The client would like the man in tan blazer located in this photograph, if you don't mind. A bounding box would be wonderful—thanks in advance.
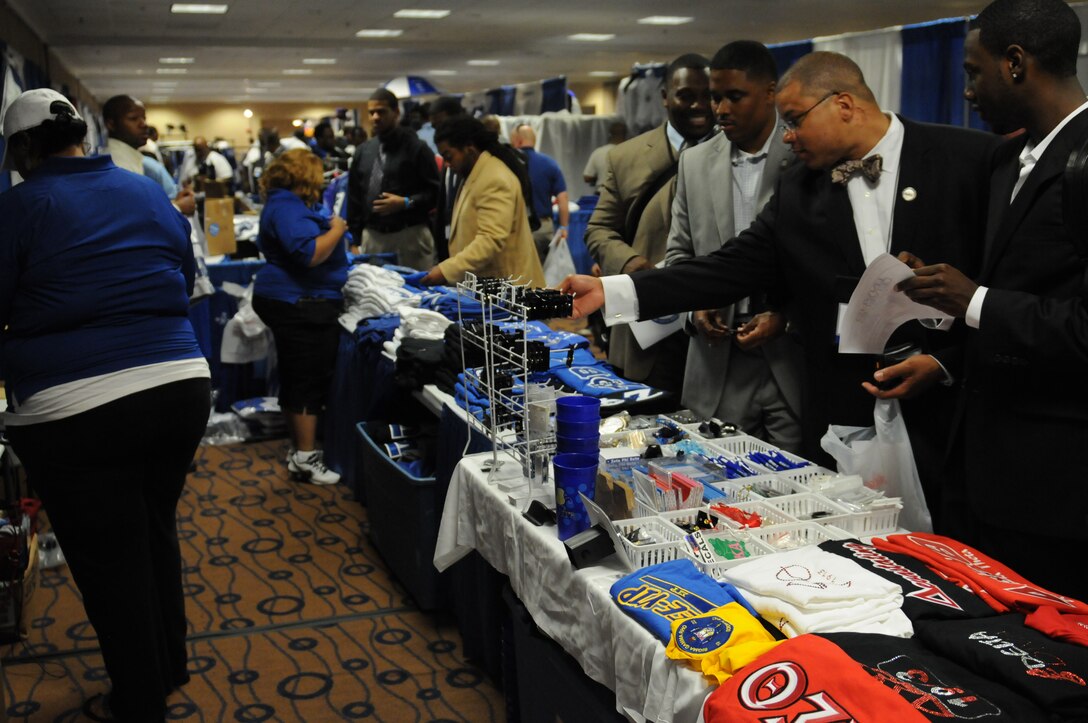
[586,53,714,391]
[418,117,545,287]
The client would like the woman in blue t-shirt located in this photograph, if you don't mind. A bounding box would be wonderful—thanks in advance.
[252,149,348,485]
[0,89,211,722]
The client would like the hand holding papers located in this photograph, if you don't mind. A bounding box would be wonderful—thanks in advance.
[838,254,952,354]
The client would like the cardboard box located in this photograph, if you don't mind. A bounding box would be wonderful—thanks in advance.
[204,197,236,256]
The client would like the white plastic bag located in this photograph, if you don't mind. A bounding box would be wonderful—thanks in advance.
[820,398,932,532]
[221,283,271,364]
[542,230,576,287]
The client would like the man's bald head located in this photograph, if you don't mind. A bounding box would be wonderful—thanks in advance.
[779,52,877,106]
[511,123,536,149]
[193,136,210,159]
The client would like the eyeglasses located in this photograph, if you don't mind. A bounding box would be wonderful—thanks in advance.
[780,91,839,134]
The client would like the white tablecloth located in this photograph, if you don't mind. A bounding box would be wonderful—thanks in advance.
[434,452,711,723]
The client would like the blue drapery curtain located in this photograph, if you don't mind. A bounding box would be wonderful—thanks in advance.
[541,77,567,113]
[901,19,972,126]
[768,41,814,77]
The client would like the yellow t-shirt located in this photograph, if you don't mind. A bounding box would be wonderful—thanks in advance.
[665,601,782,684]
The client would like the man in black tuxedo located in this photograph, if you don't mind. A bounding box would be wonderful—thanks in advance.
[895,0,1088,600]
[561,52,997,527]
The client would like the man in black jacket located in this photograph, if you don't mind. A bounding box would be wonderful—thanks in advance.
[896,0,1088,600]
[348,88,440,270]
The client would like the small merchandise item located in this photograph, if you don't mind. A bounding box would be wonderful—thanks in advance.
[664,601,782,684]
[710,503,763,529]
[1025,607,1088,648]
[609,559,758,643]
[702,634,929,723]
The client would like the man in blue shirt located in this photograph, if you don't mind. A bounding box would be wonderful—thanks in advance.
[512,123,570,260]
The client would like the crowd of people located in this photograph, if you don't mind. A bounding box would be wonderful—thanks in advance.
[1,0,1087,719]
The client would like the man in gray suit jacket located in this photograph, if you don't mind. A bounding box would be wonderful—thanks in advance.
[665,42,804,451]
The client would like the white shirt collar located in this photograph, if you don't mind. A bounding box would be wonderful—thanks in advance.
[862,113,904,177]
[732,114,779,162]
[1020,98,1088,167]
[665,122,714,153]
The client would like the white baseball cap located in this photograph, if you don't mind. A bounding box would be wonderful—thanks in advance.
[2,88,84,170]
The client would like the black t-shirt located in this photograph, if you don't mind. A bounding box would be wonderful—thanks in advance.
[820,539,996,621]
[821,632,1049,722]
[914,614,1088,721]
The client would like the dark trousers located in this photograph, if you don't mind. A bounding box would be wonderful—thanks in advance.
[8,378,210,722]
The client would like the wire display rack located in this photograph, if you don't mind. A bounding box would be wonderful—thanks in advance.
[455,273,573,482]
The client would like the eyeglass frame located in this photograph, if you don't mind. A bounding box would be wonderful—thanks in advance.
[780,91,840,134]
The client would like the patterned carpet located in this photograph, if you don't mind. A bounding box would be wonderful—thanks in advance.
[1,440,504,722]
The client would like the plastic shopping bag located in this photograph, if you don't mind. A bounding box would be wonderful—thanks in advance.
[542,230,577,287]
[820,398,932,532]
[221,283,271,364]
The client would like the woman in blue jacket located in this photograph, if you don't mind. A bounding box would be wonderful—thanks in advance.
[0,89,211,722]
[252,149,348,484]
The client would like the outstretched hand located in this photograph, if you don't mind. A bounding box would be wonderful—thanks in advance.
[861,354,944,400]
[896,262,977,318]
[734,311,786,351]
[557,274,605,319]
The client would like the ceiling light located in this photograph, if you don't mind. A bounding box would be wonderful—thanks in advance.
[467,59,500,66]
[256,81,281,87]
[569,33,615,41]
[355,29,404,38]
[243,109,253,118]
[428,69,457,76]
[156,68,188,75]
[170,3,228,14]
[243,87,269,93]
[283,69,314,75]
[292,119,303,127]
[637,15,693,25]
[159,57,195,64]
[393,9,450,19]
[149,96,171,103]
[152,80,179,86]
[589,71,618,77]
[302,58,337,65]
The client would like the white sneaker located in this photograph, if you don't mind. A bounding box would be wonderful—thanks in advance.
[288,450,340,485]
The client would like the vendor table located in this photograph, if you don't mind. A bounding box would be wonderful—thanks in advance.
[435,452,711,723]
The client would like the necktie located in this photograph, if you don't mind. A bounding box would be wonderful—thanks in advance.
[830,154,882,185]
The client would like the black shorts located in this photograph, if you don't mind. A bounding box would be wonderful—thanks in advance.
[252,295,342,414]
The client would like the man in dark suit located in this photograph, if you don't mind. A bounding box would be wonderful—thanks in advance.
[665,41,804,452]
[895,0,1088,600]
[561,52,996,525]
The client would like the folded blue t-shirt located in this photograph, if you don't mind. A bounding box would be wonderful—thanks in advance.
[610,559,758,643]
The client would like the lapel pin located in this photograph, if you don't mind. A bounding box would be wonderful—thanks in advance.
[901,187,917,202]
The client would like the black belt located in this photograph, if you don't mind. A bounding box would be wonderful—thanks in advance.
[369,217,418,234]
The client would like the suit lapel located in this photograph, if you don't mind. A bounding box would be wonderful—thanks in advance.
[710,135,736,244]
[980,145,1022,278]
[760,134,792,208]
[450,152,484,238]
[983,112,1088,279]
[889,119,926,258]
[821,177,866,276]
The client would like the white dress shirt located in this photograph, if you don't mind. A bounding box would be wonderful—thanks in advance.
[965,98,1088,328]
[849,114,903,267]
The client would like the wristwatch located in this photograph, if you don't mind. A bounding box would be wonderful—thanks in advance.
[403,195,412,210]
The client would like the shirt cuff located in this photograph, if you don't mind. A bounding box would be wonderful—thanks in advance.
[965,286,988,329]
[601,274,640,326]
[929,354,955,386]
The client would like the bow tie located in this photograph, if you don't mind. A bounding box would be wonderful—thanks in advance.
[831,154,883,185]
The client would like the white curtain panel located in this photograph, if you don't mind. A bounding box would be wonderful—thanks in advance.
[815,27,903,115]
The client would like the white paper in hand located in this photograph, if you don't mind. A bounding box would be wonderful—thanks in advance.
[838,253,951,354]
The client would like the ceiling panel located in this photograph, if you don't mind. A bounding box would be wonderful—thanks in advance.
[9,0,991,103]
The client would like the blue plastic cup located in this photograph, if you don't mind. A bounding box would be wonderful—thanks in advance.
[555,396,601,423]
[556,434,600,454]
[552,453,599,541]
[557,418,600,438]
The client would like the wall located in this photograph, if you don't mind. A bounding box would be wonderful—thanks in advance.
[146,102,361,154]
[568,81,618,116]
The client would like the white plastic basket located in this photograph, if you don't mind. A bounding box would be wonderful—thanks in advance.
[690,531,776,579]
[613,517,687,569]
[760,493,851,524]
[711,500,797,530]
[746,521,847,551]
[821,503,903,537]
[658,506,732,534]
[707,479,766,503]
[739,473,811,499]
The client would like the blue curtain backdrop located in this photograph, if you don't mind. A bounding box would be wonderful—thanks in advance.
[541,77,567,113]
[768,41,814,77]
[901,19,968,125]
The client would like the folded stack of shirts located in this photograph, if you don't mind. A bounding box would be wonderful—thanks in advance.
[393,338,446,390]
[723,546,914,638]
[417,285,488,320]
[383,307,454,359]
[339,263,421,331]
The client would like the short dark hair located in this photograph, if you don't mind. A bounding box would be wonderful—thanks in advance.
[666,53,709,85]
[710,41,777,83]
[430,95,464,118]
[972,0,1080,78]
[102,94,139,124]
[369,88,399,108]
[14,114,89,162]
[314,121,333,137]
[434,116,496,150]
